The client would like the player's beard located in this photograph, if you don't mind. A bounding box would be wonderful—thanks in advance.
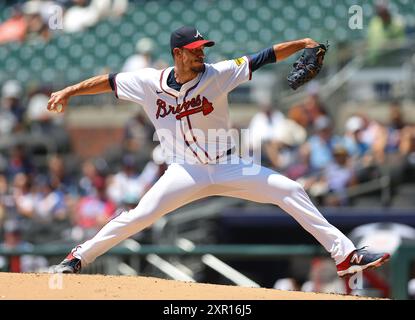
[191,62,205,73]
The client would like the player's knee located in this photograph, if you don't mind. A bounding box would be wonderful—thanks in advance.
[284,180,305,196]
[269,175,304,195]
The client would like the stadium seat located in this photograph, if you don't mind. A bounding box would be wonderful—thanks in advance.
[15,69,30,83]
[54,56,69,71]
[44,44,59,62]
[56,34,71,50]
[190,2,203,14]
[82,33,97,49]
[218,0,233,12]
[41,68,55,83]
[0,5,11,22]
[232,7,247,22]
[5,56,19,72]
[293,0,308,9]
[298,17,312,32]
[283,5,298,21]
[95,23,112,39]
[80,55,95,70]
[0,0,412,86]
[119,42,134,58]
[131,10,148,27]
[257,6,272,22]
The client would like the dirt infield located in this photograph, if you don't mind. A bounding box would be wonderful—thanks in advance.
[0,272,377,300]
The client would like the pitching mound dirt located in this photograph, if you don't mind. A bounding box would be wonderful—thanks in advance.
[0,272,376,300]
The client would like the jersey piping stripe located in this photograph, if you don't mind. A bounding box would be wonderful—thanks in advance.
[175,94,203,164]
[159,68,178,98]
[182,71,212,162]
[179,119,203,163]
[160,66,210,164]
[160,71,202,163]
[185,115,212,161]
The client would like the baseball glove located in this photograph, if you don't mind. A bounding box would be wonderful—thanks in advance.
[287,43,328,90]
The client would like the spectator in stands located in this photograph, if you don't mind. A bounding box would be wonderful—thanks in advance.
[286,86,328,135]
[108,146,167,206]
[12,173,37,219]
[78,159,102,196]
[299,144,357,206]
[63,0,99,33]
[287,103,310,131]
[107,154,142,206]
[122,37,156,72]
[357,112,385,150]
[63,0,128,33]
[400,124,415,181]
[22,1,53,43]
[72,176,116,241]
[7,144,34,180]
[303,87,328,131]
[247,102,285,163]
[139,144,168,194]
[343,115,370,159]
[0,80,25,135]
[301,115,343,172]
[0,219,48,273]
[373,100,406,164]
[97,0,129,18]
[0,174,8,226]
[367,1,406,64]
[0,172,20,225]
[263,118,308,179]
[369,100,408,189]
[322,145,358,206]
[123,111,154,154]
[31,175,67,222]
[47,154,76,195]
[0,5,27,44]
[343,115,378,183]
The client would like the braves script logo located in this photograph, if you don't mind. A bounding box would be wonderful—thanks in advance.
[156,95,214,120]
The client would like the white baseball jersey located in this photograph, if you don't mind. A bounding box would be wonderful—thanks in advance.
[113,56,252,164]
[71,56,357,268]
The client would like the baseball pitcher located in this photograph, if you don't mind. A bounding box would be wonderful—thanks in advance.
[47,26,389,278]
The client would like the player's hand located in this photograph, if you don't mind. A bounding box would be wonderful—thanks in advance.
[304,38,320,48]
[47,89,70,113]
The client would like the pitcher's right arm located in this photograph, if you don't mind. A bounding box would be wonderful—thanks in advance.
[47,74,112,113]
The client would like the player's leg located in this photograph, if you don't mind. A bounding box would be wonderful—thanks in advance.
[211,158,389,274]
[54,163,212,271]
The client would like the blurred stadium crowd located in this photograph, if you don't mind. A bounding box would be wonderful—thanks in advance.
[0,0,128,44]
[1,0,415,297]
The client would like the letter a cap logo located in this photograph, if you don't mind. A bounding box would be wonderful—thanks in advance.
[170,26,215,50]
[194,30,202,38]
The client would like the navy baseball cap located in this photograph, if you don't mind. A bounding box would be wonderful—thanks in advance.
[170,26,215,50]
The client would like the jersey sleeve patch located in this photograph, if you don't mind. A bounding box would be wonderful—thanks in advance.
[234,57,246,67]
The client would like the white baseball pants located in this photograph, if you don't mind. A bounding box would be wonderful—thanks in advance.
[73,155,356,266]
